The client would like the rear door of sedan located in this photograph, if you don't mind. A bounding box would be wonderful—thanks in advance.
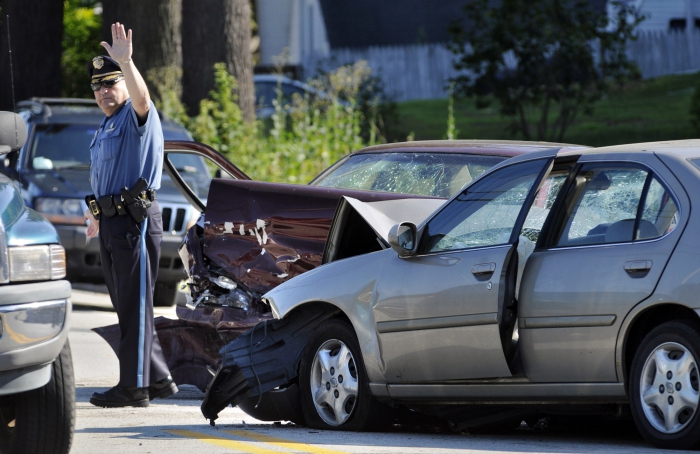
[517,152,687,383]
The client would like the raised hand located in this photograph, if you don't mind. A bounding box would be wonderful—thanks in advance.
[100,22,132,64]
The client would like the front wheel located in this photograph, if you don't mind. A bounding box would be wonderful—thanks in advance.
[0,340,75,454]
[299,319,390,430]
[629,321,700,449]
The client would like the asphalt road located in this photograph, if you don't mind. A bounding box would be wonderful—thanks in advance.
[68,285,680,454]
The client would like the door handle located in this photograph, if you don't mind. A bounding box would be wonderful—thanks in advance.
[472,262,496,275]
[624,260,652,273]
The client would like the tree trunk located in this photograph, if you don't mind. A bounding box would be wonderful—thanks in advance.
[101,0,182,97]
[224,0,255,122]
[0,0,64,110]
[181,0,255,121]
[181,0,226,116]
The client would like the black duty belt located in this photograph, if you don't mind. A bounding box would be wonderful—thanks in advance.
[86,187,156,220]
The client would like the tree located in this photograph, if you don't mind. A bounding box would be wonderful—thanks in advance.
[181,0,255,122]
[101,0,182,96]
[181,0,226,116]
[61,0,102,99]
[223,0,255,122]
[0,0,64,110]
[448,0,644,142]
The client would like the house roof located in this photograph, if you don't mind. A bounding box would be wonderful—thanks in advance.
[319,0,609,49]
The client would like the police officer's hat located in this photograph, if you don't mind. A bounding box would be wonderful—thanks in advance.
[87,55,123,82]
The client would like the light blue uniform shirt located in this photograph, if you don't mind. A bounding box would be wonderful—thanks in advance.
[89,99,163,198]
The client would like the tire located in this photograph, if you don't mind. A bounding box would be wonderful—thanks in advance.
[299,319,391,431]
[154,280,178,307]
[0,340,75,454]
[629,321,700,449]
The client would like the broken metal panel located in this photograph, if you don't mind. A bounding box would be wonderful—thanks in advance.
[199,179,438,294]
[201,303,338,422]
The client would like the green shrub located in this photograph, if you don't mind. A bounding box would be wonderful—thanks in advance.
[150,61,384,183]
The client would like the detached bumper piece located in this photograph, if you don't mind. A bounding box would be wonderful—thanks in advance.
[201,304,338,422]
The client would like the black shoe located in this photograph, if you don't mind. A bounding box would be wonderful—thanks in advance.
[148,375,178,401]
[90,386,149,408]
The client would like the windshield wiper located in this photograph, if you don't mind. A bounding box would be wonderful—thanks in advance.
[53,164,91,170]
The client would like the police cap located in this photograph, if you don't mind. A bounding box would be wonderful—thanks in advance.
[87,55,123,82]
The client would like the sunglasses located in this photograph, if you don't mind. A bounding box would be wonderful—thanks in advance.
[91,77,123,91]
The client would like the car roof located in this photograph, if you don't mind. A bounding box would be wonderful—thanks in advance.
[253,74,310,89]
[559,139,700,160]
[354,140,588,157]
[17,97,191,138]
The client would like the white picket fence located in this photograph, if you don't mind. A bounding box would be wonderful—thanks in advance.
[304,30,700,101]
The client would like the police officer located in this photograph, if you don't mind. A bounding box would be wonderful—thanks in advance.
[85,22,177,407]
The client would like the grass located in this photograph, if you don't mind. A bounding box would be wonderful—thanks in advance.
[394,72,699,147]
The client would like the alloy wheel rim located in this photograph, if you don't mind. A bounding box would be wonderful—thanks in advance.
[640,341,700,434]
[310,338,359,426]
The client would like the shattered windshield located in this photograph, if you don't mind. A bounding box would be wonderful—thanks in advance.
[312,152,507,197]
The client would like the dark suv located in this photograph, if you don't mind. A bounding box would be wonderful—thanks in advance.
[0,98,211,306]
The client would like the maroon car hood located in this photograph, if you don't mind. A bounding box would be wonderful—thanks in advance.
[194,179,435,294]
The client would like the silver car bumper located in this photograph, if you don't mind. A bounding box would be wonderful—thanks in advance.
[0,280,71,395]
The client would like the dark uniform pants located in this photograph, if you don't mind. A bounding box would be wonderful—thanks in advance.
[98,200,170,388]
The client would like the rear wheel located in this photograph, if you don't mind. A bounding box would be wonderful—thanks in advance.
[299,319,391,430]
[629,321,700,449]
[0,340,75,454]
[154,281,178,307]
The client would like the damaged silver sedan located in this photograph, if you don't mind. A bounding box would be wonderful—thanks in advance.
[201,140,700,450]
[94,140,571,390]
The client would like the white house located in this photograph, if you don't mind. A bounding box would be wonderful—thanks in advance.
[610,0,700,32]
[256,0,331,70]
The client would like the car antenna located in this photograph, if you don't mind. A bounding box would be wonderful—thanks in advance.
[6,15,19,150]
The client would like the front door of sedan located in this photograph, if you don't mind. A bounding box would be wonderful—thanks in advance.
[374,156,557,383]
[517,155,686,383]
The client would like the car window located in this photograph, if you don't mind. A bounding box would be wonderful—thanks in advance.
[554,164,677,246]
[29,124,95,169]
[641,177,679,236]
[255,81,276,109]
[164,153,213,200]
[282,83,306,100]
[312,152,507,197]
[421,158,549,253]
[519,170,569,244]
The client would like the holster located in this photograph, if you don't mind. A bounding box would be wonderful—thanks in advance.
[121,178,152,223]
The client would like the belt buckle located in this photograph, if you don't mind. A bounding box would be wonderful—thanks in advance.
[89,199,100,216]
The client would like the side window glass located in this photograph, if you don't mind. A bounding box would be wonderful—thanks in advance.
[422,159,548,253]
[520,171,568,245]
[555,165,674,247]
[641,177,678,237]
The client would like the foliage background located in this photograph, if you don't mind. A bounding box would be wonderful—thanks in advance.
[61,0,102,98]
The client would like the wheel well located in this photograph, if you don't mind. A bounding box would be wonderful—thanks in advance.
[284,301,352,326]
[623,304,700,381]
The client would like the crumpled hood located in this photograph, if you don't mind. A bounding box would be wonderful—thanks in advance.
[340,196,445,244]
[180,179,441,296]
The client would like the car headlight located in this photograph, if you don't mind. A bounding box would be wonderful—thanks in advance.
[35,197,86,225]
[8,244,66,281]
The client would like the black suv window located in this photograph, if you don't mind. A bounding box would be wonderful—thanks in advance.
[30,124,95,170]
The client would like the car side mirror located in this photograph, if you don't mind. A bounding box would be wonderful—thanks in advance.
[0,112,27,157]
[388,222,418,257]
